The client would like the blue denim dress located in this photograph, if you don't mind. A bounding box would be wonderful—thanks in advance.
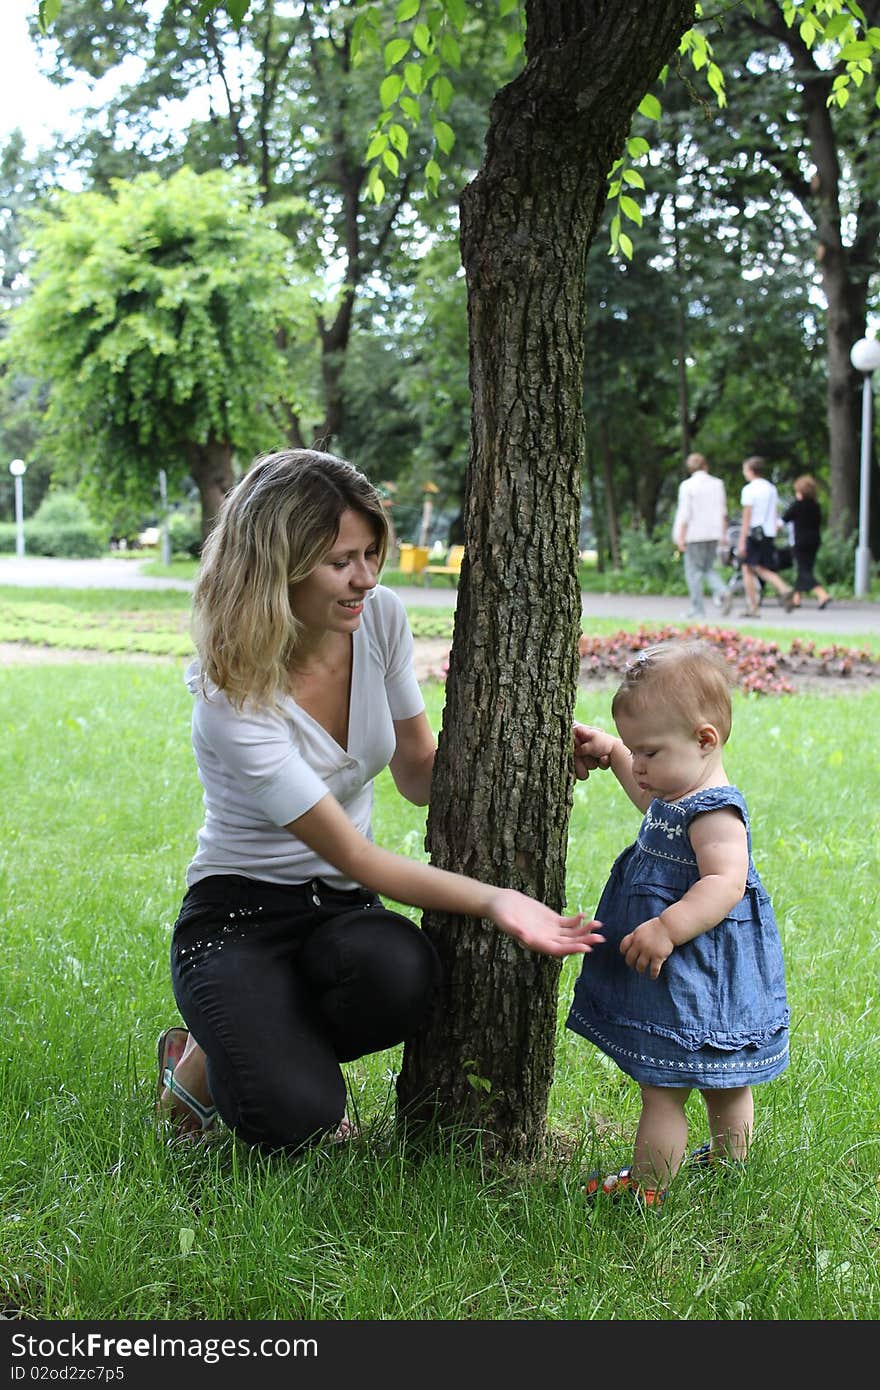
[566,785,789,1088]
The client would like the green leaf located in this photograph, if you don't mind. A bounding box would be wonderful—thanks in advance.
[382,149,400,176]
[622,168,646,189]
[445,0,468,27]
[413,23,433,54]
[400,96,422,122]
[433,119,455,154]
[707,64,725,99]
[388,123,409,155]
[384,38,410,68]
[626,136,650,157]
[366,132,388,159]
[395,0,420,19]
[39,0,62,25]
[504,31,524,62]
[619,196,643,225]
[638,93,662,121]
[499,0,519,15]
[432,74,454,110]
[824,14,850,41]
[380,74,404,108]
[619,231,634,260]
[839,40,873,60]
[404,62,424,94]
[440,32,462,67]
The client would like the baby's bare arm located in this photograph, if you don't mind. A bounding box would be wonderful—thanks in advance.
[619,808,749,978]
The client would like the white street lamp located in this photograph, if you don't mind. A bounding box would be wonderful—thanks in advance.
[8,458,27,559]
[850,336,880,598]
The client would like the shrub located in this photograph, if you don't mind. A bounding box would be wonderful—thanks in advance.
[23,490,109,558]
[816,528,858,587]
[580,525,687,594]
[167,508,203,558]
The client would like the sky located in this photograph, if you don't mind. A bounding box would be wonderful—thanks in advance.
[1,0,218,162]
[0,1,98,152]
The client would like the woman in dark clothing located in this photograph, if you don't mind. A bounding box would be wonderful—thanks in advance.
[782,475,830,609]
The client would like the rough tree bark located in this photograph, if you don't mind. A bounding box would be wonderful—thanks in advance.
[184,434,235,543]
[396,1,696,1160]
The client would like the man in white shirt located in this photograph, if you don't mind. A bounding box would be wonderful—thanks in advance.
[673,452,728,618]
[736,455,796,618]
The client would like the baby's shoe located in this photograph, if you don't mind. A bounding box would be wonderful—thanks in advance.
[583,1166,665,1209]
[688,1141,746,1172]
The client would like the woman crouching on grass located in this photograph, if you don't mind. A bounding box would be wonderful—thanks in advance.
[157,448,603,1150]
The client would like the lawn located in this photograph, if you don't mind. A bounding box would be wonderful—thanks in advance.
[1,626,878,1322]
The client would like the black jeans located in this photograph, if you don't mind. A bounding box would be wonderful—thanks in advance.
[170,874,441,1152]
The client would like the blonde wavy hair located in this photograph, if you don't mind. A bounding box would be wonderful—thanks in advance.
[192,449,389,708]
[612,640,733,743]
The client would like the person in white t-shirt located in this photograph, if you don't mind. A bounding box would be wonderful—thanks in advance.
[672,452,728,619]
[736,456,796,618]
[156,449,603,1149]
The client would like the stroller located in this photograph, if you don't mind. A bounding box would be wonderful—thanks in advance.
[717,516,793,614]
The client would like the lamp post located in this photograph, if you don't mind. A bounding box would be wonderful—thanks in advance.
[850,337,880,598]
[9,458,27,558]
[158,467,171,567]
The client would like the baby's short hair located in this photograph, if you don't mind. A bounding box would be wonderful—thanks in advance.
[612,641,733,743]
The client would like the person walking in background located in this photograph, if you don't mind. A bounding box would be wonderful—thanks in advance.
[568,641,789,1207]
[672,452,729,620]
[781,475,831,610]
[736,455,796,618]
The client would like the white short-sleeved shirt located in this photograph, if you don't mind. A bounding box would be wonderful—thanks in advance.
[740,477,779,536]
[184,585,425,889]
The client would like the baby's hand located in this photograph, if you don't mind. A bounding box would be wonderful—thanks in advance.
[573,723,614,781]
[619,916,675,979]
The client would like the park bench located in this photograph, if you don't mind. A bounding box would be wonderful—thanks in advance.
[424,545,465,584]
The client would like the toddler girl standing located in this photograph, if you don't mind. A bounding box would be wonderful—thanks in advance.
[567,640,789,1206]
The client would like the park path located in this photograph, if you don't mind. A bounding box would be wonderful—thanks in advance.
[1,554,878,637]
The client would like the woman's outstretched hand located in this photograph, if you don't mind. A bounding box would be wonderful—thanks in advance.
[485,889,604,958]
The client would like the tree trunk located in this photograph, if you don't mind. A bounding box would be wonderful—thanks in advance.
[397,0,696,1160]
[184,434,235,542]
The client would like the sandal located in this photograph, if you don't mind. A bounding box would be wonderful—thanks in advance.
[688,1141,746,1171]
[583,1166,665,1208]
[326,1115,359,1145]
[156,1027,218,1135]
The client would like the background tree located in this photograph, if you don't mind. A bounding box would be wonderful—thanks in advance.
[697,0,880,538]
[30,0,502,456]
[581,85,830,556]
[1,165,319,536]
[0,133,60,523]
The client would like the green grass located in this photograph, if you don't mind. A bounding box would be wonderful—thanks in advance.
[1,647,878,1321]
[3,584,879,661]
